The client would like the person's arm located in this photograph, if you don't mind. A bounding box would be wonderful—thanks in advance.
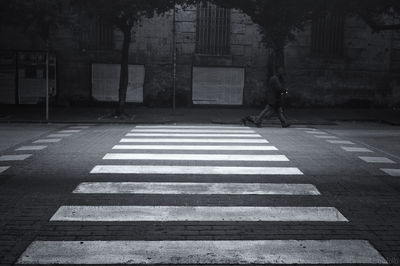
[271,76,286,94]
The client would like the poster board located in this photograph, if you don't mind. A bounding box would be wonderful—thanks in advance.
[18,51,56,104]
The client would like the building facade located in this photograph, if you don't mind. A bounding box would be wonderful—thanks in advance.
[0,4,399,107]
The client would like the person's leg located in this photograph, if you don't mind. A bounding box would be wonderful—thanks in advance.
[242,115,257,126]
[254,105,274,127]
[277,107,290,128]
[242,105,268,125]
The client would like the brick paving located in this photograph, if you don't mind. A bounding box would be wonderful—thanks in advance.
[0,123,399,265]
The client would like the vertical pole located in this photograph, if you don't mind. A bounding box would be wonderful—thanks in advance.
[172,0,177,109]
[54,53,57,103]
[45,41,49,121]
[15,52,19,104]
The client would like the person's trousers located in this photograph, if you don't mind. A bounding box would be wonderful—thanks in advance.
[250,104,289,126]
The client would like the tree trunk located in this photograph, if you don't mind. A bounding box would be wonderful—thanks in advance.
[267,46,285,78]
[276,47,285,69]
[115,27,132,116]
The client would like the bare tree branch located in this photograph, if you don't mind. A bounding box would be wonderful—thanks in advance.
[358,12,400,31]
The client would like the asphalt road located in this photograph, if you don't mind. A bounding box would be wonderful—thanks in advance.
[0,122,399,265]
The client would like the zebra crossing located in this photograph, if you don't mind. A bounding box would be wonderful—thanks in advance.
[18,240,387,265]
[102,153,289,161]
[73,182,320,195]
[0,124,94,176]
[17,125,388,264]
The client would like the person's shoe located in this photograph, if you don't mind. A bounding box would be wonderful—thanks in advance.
[282,123,291,128]
[241,117,248,125]
[255,122,262,128]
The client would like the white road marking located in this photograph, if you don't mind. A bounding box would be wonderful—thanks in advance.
[120,138,268,143]
[126,133,262,137]
[305,131,327,135]
[50,206,346,222]
[0,166,10,174]
[135,125,250,129]
[48,134,72,138]
[131,129,254,133]
[58,130,81,133]
[90,165,303,175]
[73,182,320,195]
[16,145,47,151]
[314,135,338,139]
[0,154,32,161]
[327,140,355,144]
[33,139,61,144]
[17,240,387,264]
[113,145,278,151]
[103,153,288,161]
[381,168,400,176]
[359,156,395,164]
[68,126,89,129]
[341,146,372,152]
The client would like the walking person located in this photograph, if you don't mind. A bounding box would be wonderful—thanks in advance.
[242,66,291,128]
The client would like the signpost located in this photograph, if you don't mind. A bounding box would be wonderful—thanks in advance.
[172,0,176,109]
[46,42,49,121]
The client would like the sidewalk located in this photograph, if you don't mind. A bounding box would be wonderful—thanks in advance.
[0,105,399,125]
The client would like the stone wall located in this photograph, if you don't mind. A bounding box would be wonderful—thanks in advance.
[285,17,400,107]
[173,6,269,106]
[0,6,399,107]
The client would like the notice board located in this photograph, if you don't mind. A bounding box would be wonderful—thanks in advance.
[18,51,56,104]
[192,66,244,105]
[92,64,144,103]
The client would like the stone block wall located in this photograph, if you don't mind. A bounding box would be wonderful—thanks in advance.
[173,6,269,106]
[285,17,400,107]
[1,5,399,107]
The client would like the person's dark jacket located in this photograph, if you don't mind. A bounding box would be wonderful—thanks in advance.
[267,74,286,106]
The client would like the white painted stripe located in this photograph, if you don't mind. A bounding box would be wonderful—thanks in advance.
[68,126,89,129]
[135,125,250,129]
[58,130,81,133]
[113,145,278,151]
[33,138,61,144]
[103,153,288,162]
[327,140,354,144]
[73,182,320,195]
[0,154,32,161]
[314,135,338,139]
[306,131,328,135]
[126,133,262,137]
[90,165,303,175]
[48,134,72,138]
[381,168,400,176]
[50,206,346,222]
[17,240,387,265]
[0,166,10,174]
[296,127,318,130]
[16,145,47,151]
[359,156,395,163]
[131,129,254,133]
[341,146,372,152]
[120,138,268,143]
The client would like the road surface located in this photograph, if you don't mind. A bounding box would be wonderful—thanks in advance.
[0,122,399,265]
